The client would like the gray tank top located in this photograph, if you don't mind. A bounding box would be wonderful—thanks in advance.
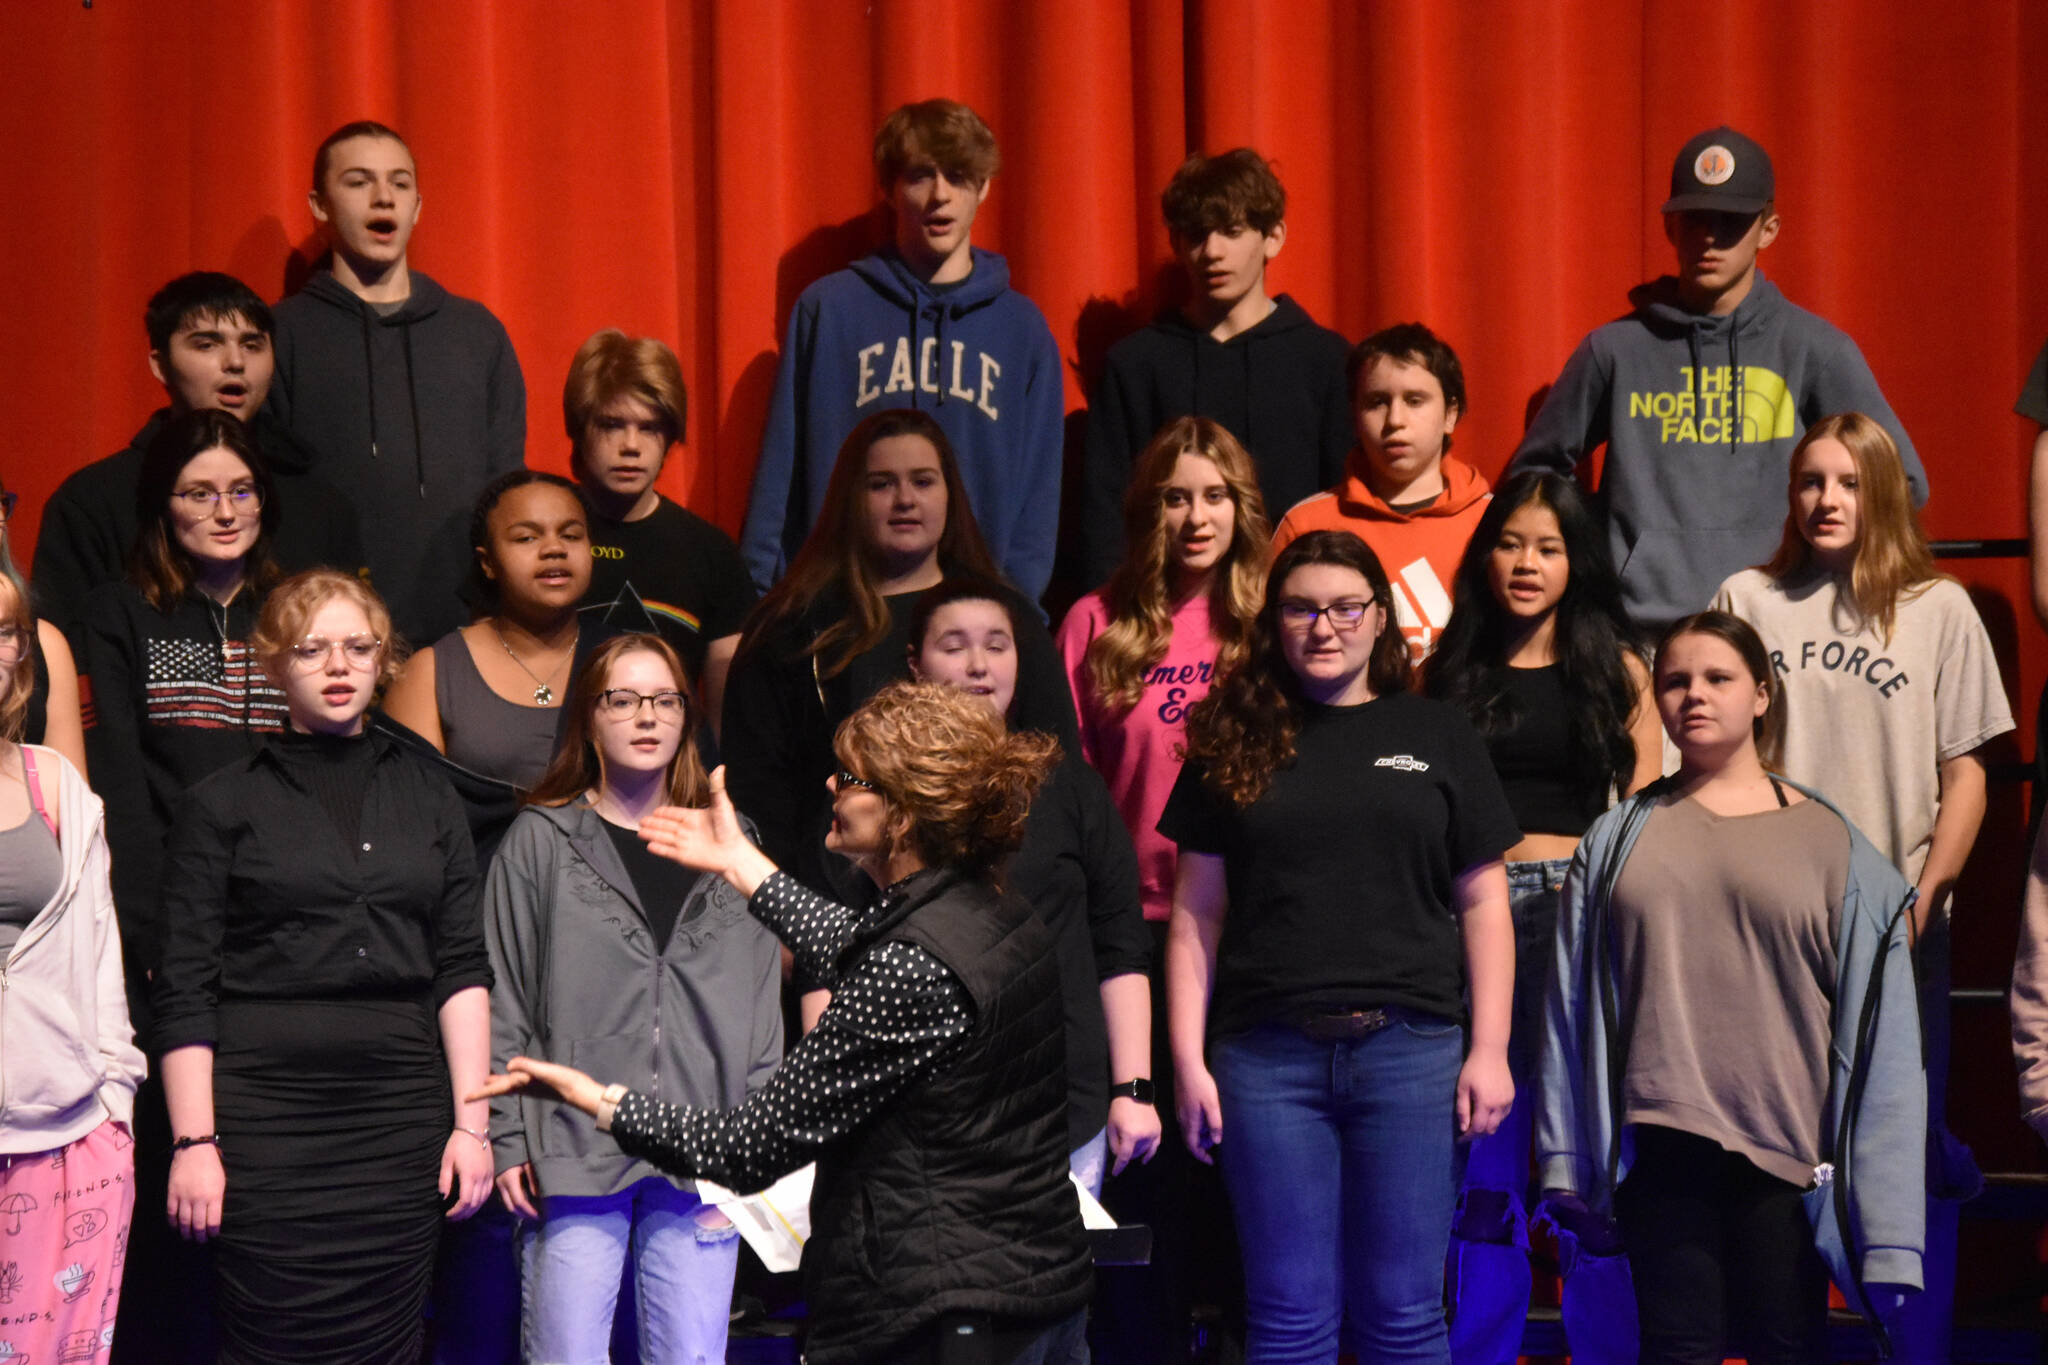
[432,632,563,790]
[0,814,62,955]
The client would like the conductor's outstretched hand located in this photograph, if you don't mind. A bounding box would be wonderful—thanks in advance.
[640,765,777,897]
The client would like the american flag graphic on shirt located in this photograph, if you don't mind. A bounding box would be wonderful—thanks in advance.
[144,636,288,731]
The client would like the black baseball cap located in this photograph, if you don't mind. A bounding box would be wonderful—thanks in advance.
[1662,126,1774,215]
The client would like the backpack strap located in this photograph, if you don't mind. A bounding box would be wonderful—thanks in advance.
[20,747,56,837]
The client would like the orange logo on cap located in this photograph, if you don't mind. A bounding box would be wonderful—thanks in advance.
[1694,145,1736,185]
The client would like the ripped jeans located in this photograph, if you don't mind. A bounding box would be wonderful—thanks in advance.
[520,1176,740,1365]
[1448,859,1637,1365]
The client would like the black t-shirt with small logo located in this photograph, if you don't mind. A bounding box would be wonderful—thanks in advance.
[1159,690,1520,1037]
[581,496,757,683]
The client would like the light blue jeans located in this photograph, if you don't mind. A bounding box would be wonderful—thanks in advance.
[1448,859,1636,1365]
[520,1176,740,1365]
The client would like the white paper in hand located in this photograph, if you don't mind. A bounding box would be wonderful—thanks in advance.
[698,1164,816,1273]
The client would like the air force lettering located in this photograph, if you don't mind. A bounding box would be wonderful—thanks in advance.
[856,337,1001,420]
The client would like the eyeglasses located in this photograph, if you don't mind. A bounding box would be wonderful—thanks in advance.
[0,491,16,524]
[0,625,24,663]
[173,485,263,515]
[1277,599,1375,632]
[833,770,881,796]
[597,689,687,722]
[290,635,382,668]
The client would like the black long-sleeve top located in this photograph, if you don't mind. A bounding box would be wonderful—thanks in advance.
[607,869,974,1194]
[152,729,492,1053]
[1010,751,1150,1149]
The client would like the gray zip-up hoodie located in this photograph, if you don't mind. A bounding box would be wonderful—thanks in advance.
[1507,276,1927,633]
[483,800,782,1198]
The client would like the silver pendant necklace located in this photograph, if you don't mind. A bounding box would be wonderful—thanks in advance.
[492,621,575,706]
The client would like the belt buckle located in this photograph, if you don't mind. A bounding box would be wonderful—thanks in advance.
[1300,1007,1389,1040]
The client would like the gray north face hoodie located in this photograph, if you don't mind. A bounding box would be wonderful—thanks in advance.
[1507,275,1925,634]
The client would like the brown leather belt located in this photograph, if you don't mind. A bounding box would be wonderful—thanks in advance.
[1292,1008,1391,1041]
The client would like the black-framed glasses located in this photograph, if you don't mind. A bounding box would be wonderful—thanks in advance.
[833,769,880,796]
[173,485,264,515]
[0,624,25,663]
[0,490,16,524]
[290,635,382,668]
[1277,599,1375,632]
[597,688,687,722]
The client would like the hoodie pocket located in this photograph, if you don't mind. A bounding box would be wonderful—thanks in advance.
[5,979,104,1121]
[536,1032,649,1160]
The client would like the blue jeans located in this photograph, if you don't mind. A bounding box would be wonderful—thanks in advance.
[1213,1013,1464,1365]
[1449,860,1636,1365]
[519,1177,739,1364]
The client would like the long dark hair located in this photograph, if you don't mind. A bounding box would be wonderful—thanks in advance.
[1426,471,1643,800]
[1184,530,1409,807]
[129,409,280,613]
[738,409,1000,680]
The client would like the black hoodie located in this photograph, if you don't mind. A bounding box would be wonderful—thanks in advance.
[1078,294,1352,585]
[269,269,526,643]
[81,580,285,1009]
[33,408,364,641]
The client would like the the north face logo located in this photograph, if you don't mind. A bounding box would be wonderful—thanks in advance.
[1625,365,1796,444]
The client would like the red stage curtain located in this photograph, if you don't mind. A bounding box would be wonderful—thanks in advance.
[3,0,2044,1180]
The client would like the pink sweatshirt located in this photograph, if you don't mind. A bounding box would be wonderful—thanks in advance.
[1057,590,1220,922]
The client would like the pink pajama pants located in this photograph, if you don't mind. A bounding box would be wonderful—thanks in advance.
[0,1119,136,1361]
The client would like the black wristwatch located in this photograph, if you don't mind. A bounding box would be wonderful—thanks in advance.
[1108,1078,1155,1105]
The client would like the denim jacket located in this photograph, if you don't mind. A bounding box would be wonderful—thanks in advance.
[1536,776,1924,1345]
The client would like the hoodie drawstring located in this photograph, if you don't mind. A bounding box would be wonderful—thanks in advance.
[359,305,427,497]
[400,318,425,497]
[358,309,381,462]
[932,303,947,408]
[1728,322,1742,458]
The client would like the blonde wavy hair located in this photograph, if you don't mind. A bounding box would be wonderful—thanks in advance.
[1763,412,1943,645]
[1084,417,1270,713]
[252,568,407,692]
[835,681,1058,882]
[0,576,34,743]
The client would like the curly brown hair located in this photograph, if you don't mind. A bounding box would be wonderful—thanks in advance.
[1182,530,1410,807]
[834,681,1058,882]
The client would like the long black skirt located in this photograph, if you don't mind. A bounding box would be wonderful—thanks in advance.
[213,998,449,1364]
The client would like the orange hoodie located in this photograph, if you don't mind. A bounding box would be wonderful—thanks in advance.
[1270,453,1491,660]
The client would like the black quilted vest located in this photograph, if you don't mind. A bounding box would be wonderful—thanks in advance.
[801,868,1092,1363]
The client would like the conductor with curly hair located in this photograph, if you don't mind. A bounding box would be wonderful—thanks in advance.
[473,680,1092,1365]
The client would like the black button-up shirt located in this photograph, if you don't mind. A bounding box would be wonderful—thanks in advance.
[152,731,492,1053]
